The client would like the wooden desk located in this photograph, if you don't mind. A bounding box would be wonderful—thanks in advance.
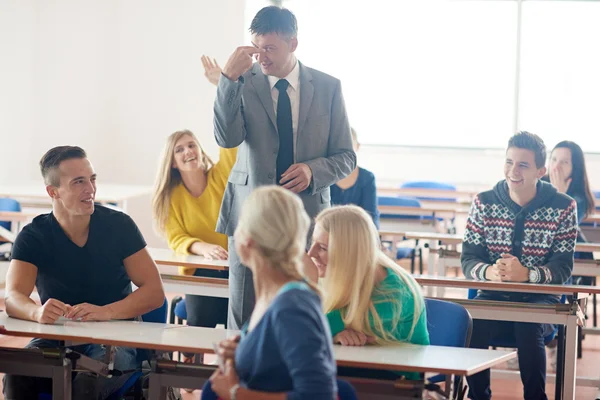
[378,230,463,245]
[377,187,478,201]
[159,273,596,400]
[149,248,228,271]
[378,205,470,217]
[415,276,600,400]
[0,314,515,400]
[414,275,600,296]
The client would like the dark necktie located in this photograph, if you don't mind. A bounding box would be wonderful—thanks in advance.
[275,79,294,183]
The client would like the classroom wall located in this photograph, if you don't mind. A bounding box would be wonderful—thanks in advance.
[0,0,246,247]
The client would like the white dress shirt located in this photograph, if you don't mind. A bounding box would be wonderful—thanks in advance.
[267,60,300,158]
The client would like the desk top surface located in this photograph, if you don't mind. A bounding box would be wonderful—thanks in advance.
[149,248,228,270]
[0,314,514,375]
[415,275,600,295]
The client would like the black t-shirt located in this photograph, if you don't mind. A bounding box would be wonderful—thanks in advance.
[11,205,146,306]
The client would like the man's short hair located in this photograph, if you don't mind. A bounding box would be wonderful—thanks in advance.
[249,6,298,39]
[40,146,87,186]
[507,131,547,169]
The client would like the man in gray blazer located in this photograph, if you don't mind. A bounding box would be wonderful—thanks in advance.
[214,6,356,329]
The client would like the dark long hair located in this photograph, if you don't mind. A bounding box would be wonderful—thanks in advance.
[548,141,595,219]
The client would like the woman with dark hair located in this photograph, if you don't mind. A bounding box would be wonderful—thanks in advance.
[544,140,595,371]
[546,141,595,222]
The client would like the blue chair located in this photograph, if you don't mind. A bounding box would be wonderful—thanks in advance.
[425,299,472,400]
[174,299,187,322]
[378,196,422,220]
[400,181,457,203]
[0,197,21,231]
[107,298,169,400]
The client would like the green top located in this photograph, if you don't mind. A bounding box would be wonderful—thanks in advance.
[326,267,430,380]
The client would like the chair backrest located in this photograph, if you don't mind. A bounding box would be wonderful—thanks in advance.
[174,298,188,320]
[0,198,21,230]
[377,196,422,220]
[142,298,168,324]
[400,181,457,202]
[425,298,473,348]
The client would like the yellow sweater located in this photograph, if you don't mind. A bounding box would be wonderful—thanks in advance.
[165,147,237,275]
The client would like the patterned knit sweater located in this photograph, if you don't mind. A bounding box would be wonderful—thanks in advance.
[461,180,578,290]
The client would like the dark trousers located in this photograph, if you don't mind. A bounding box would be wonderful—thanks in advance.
[185,268,229,328]
[467,293,558,400]
[227,236,256,331]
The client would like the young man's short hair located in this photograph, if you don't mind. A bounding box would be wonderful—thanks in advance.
[40,146,87,186]
[250,6,298,39]
[507,131,547,168]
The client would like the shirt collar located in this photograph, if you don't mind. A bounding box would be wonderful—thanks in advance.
[267,60,300,92]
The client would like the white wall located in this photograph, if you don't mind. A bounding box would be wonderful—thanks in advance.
[0,0,35,184]
[0,0,245,246]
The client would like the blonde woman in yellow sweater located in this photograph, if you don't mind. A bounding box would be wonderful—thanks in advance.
[152,129,236,344]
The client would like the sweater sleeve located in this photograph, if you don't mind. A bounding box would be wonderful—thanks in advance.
[210,147,238,190]
[461,196,492,281]
[359,169,380,229]
[529,199,578,284]
[165,203,199,276]
[325,309,346,337]
[273,296,337,400]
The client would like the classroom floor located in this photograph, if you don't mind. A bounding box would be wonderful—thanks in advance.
[1,285,600,399]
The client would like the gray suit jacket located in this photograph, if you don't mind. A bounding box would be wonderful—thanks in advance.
[214,62,356,236]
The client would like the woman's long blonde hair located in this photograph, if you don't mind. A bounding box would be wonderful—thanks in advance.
[236,186,319,293]
[316,206,424,344]
[152,130,214,233]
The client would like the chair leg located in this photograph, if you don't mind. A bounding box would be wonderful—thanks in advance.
[410,250,415,274]
[593,277,597,327]
[577,325,583,359]
[419,248,423,275]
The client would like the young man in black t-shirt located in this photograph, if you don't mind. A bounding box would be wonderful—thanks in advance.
[3,146,165,400]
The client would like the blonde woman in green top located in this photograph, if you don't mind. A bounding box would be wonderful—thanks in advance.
[307,205,429,356]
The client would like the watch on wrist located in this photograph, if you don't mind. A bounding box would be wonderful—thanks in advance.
[230,383,240,400]
[528,268,538,283]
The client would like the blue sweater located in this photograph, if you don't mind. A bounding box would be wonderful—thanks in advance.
[331,167,380,228]
[235,282,337,400]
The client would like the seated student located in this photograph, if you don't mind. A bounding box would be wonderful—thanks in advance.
[330,128,380,228]
[307,205,429,380]
[202,186,339,400]
[152,130,236,339]
[545,140,596,263]
[3,146,165,400]
[544,140,596,369]
[461,132,578,400]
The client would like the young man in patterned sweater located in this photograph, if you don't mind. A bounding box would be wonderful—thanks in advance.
[461,131,578,400]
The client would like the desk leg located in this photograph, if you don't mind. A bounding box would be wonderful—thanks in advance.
[563,315,579,400]
[426,240,438,296]
[149,373,168,400]
[52,357,72,400]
